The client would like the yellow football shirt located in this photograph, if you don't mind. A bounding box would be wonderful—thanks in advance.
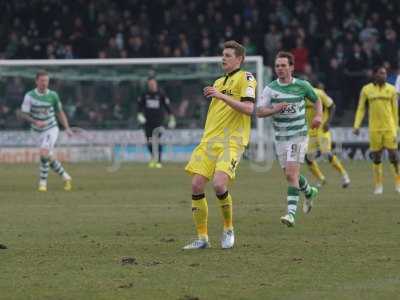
[305,88,334,136]
[353,83,398,132]
[201,69,257,146]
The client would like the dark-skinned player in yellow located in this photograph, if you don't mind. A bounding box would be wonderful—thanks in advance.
[353,66,399,194]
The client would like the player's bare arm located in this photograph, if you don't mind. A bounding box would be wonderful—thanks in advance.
[256,102,288,118]
[353,88,367,136]
[203,86,254,115]
[311,98,323,129]
[17,110,47,128]
[57,111,73,136]
[323,103,336,132]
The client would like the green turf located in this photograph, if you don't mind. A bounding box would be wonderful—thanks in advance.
[1,161,400,300]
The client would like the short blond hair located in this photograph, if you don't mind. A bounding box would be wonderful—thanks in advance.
[223,40,245,62]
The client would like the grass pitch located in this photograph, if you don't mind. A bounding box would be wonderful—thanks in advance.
[1,161,400,300]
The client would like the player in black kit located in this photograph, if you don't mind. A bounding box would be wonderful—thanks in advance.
[137,77,176,168]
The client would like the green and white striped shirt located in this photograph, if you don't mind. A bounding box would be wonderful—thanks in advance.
[258,78,318,141]
[21,89,62,132]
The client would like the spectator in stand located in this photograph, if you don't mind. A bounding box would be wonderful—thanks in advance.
[263,23,282,66]
[319,39,334,73]
[385,62,397,85]
[212,12,226,38]
[127,36,147,58]
[325,58,345,116]
[5,78,25,110]
[180,39,192,57]
[344,43,368,109]
[98,50,107,59]
[106,37,120,58]
[69,17,88,58]
[381,29,399,69]
[173,47,182,57]
[343,13,363,33]
[64,44,74,59]
[359,18,379,43]
[15,36,31,59]
[291,37,309,74]
[362,40,382,69]
[160,45,172,57]
[242,35,257,55]
[2,0,400,127]
[301,63,318,84]
[5,32,19,58]
[199,36,213,57]
[281,27,296,50]
[333,43,346,66]
[342,31,357,55]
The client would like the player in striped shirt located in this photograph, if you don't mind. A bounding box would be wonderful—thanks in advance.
[18,70,73,192]
[256,51,322,227]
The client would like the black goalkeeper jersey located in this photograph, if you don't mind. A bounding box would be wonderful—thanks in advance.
[137,91,172,126]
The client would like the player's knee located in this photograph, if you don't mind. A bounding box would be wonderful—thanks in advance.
[39,148,50,158]
[191,176,206,194]
[285,171,298,185]
[212,172,229,194]
[212,179,227,194]
[370,151,382,164]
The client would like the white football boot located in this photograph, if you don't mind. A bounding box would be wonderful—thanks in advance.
[342,173,351,188]
[183,237,210,250]
[38,180,47,192]
[374,185,383,195]
[280,214,295,227]
[221,229,235,249]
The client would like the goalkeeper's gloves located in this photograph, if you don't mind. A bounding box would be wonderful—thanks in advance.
[137,113,146,125]
[168,115,176,129]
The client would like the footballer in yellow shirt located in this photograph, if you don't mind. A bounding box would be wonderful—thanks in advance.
[183,41,256,249]
[353,66,400,194]
[305,85,350,188]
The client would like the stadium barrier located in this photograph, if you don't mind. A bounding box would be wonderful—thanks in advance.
[0,127,389,163]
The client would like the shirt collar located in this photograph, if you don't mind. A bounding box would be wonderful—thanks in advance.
[373,82,386,87]
[277,77,296,86]
[35,88,49,96]
[226,68,241,77]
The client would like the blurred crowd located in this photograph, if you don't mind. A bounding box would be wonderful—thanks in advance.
[1,0,400,127]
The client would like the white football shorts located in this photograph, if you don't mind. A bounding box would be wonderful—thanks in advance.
[37,126,59,155]
[275,136,308,168]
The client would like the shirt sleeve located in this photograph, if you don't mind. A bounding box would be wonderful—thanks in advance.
[304,81,318,103]
[240,72,257,102]
[395,75,400,94]
[392,88,398,130]
[161,94,172,114]
[21,94,31,113]
[137,94,144,113]
[257,86,272,108]
[353,86,367,129]
[320,90,334,108]
[53,92,62,113]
